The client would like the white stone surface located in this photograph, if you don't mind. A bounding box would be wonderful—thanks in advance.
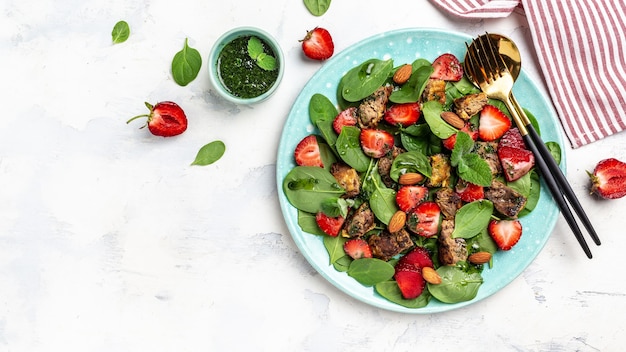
[1,0,624,351]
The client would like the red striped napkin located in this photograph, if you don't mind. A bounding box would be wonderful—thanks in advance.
[430,0,626,148]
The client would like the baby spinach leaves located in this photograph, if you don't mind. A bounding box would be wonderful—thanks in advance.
[304,0,332,16]
[283,166,345,214]
[191,140,226,166]
[247,36,277,71]
[111,21,130,44]
[347,258,395,286]
[375,281,431,308]
[172,38,202,86]
[428,266,483,304]
[389,59,433,104]
[389,150,432,182]
[452,200,494,239]
[336,126,370,172]
[340,59,393,102]
[451,131,492,186]
[362,161,398,225]
[422,101,457,139]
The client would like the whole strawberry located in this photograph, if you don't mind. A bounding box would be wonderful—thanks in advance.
[127,101,188,137]
[588,158,626,199]
[300,27,334,60]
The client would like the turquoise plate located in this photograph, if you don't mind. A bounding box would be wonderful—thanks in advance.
[276,28,564,313]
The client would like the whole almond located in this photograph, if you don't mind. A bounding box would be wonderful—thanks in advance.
[387,210,407,233]
[468,251,492,265]
[422,267,442,285]
[440,111,465,129]
[398,172,425,185]
[393,64,413,85]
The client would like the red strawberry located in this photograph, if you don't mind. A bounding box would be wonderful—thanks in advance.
[396,185,428,212]
[455,179,484,202]
[478,105,511,141]
[498,127,526,150]
[333,107,358,134]
[406,201,441,237]
[315,212,345,237]
[294,135,324,167]
[127,101,188,137]
[300,27,334,61]
[359,129,395,158]
[442,123,478,150]
[588,158,626,199]
[343,238,373,259]
[398,246,434,269]
[394,262,425,299]
[498,146,535,182]
[488,219,522,251]
[430,53,463,81]
[384,103,421,127]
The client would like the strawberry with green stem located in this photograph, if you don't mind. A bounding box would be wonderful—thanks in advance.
[127,101,188,137]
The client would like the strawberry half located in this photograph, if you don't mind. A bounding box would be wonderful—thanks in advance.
[300,27,334,61]
[333,107,358,134]
[315,212,345,237]
[394,261,425,299]
[384,102,421,127]
[588,158,626,199]
[455,179,484,203]
[442,123,478,150]
[343,238,373,259]
[488,219,522,251]
[498,146,535,182]
[498,127,527,150]
[127,101,188,137]
[294,135,324,167]
[359,129,395,158]
[396,185,429,212]
[406,201,441,237]
[478,105,511,141]
[398,246,434,269]
[430,53,463,81]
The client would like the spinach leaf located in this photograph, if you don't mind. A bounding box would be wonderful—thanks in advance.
[389,150,432,181]
[452,200,494,239]
[347,258,395,286]
[518,170,541,217]
[545,141,561,165]
[422,101,457,139]
[303,0,331,16]
[297,210,326,236]
[309,93,338,125]
[283,166,345,214]
[340,59,394,102]
[111,21,130,44]
[191,140,226,166]
[171,38,202,86]
[427,266,483,303]
[375,281,431,308]
[336,126,370,172]
[362,162,398,225]
[389,62,433,103]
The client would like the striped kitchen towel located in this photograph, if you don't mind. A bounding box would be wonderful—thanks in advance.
[430,0,626,148]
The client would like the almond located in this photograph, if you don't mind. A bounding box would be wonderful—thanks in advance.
[422,266,442,285]
[393,64,413,85]
[468,251,492,265]
[440,111,465,129]
[387,210,407,233]
[398,172,425,185]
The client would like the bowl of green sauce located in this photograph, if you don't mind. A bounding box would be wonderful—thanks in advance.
[208,27,284,104]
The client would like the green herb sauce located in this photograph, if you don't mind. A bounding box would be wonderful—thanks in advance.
[217,36,279,99]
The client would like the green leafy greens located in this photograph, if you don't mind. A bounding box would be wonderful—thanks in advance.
[171,38,202,86]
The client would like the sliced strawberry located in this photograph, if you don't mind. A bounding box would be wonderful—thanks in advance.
[498,146,535,182]
[406,201,441,238]
[359,129,395,158]
[478,105,511,141]
[294,135,324,167]
[430,53,463,81]
[455,179,484,202]
[343,238,373,259]
[442,123,478,150]
[332,107,358,134]
[488,219,522,250]
[127,101,188,137]
[300,27,334,61]
[394,262,425,299]
[498,127,526,150]
[396,185,428,212]
[383,103,421,127]
[589,158,626,199]
[398,246,434,268]
[315,212,345,237]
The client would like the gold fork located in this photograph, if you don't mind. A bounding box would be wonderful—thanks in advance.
[464,33,600,258]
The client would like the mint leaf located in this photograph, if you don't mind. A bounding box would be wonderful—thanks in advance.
[458,153,492,186]
[111,21,130,44]
[247,36,264,60]
[171,38,202,86]
[256,54,277,71]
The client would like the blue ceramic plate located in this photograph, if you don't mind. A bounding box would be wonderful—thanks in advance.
[276,28,565,313]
